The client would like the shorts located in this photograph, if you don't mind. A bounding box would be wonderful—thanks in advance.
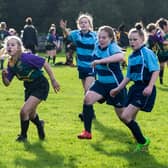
[158,55,168,62]
[158,51,168,62]
[24,76,50,101]
[90,80,127,108]
[126,82,156,112]
[78,70,95,80]
[45,43,55,50]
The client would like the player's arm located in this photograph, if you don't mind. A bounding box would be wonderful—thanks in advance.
[143,70,159,96]
[110,77,130,97]
[43,61,60,93]
[92,52,124,68]
[2,69,10,86]
[60,20,70,37]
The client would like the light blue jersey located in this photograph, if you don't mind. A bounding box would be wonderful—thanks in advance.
[127,45,160,81]
[94,42,124,84]
[69,30,97,73]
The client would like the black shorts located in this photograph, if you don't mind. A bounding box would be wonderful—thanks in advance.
[45,43,55,51]
[90,80,127,108]
[158,55,168,62]
[78,70,95,80]
[126,82,156,112]
[24,76,50,101]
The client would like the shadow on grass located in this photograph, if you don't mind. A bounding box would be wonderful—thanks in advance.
[93,119,131,143]
[14,141,77,168]
[109,150,168,168]
[92,120,168,168]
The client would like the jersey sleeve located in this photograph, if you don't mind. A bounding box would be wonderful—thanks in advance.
[68,30,78,43]
[109,42,122,55]
[23,53,45,69]
[144,50,160,72]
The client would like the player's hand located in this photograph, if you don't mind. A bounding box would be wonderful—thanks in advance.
[110,87,120,97]
[51,79,60,93]
[91,60,100,68]
[60,19,67,29]
[143,86,153,96]
[2,69,8,77]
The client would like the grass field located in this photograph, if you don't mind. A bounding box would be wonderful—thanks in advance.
[0,52,168,168]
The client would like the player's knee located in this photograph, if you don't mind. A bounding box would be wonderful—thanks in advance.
[120,113,130,124]
[84,94,93,105]
[20,107,30,118]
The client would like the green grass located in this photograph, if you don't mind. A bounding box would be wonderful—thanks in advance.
[0,52,168,168]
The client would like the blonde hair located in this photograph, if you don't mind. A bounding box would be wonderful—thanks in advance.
[128,22,147,44]
[4,36,24,51]
[0,22,7,30]
[76,13,93,31]
[4,36,24,67]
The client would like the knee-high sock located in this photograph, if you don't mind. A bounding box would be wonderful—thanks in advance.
[159,69,164,79]
[48,56,51,63]
[31,114,41,127]
[21,120,29,137]
[126,120,146,144]
[83,104,94,133]
[53,56,56,64]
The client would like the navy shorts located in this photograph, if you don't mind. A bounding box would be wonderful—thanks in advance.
[158,55,168,63]
[24,76,50,101]
[126,82,156,112]
[90,80,127,108]
[78,70,95,80]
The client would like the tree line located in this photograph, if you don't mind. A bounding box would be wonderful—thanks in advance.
[0,0,168,34]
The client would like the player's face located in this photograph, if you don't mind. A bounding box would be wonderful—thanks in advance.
[129,32,144,51]
[98,30,111,48]
[6,39,20,57]
[163,24,168,33]
[79,17,90,32]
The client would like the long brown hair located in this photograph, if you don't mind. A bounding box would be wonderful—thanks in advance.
[98,25,116,42]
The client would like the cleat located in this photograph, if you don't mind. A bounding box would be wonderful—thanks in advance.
[134,137,150,152]
[37,120,45,140]
[16,134,27,142]
[77,130,92,139]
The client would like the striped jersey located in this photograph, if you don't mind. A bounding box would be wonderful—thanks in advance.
[94,42,124,84]
[127,45,160,81]
[68,30,97,73]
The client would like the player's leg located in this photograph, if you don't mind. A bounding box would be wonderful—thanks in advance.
[16,96,41,142]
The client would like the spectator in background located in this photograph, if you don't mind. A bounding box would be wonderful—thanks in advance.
[63,28,76,66]
[22,17,38,53]
[118,24,129,49]
[8,28,17,36]
[155,18,168,84]
[0,21,10,69]
[45,26,59,65]
[117,24,129,69]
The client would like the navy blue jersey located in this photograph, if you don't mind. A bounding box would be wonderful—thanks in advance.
[46,33,59,44]
[68,30,97,73]
[127,46,160,82]
[94,42,124,84]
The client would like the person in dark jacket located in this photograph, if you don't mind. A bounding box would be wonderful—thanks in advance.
[22,17,38,54]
